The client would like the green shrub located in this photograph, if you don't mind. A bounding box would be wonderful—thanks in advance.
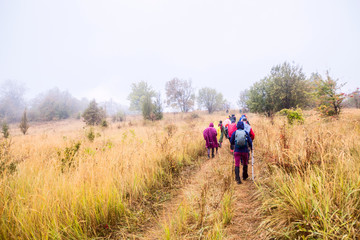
[87,127,95,142]
[278,108,304,125]
[318,104,337,117]
[1,122,9,138]
[57,141,81,173]
[0,140,17,176]
[101,119,108,128]
[191,113,199,119]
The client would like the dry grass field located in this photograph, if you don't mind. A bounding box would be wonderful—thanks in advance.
[0,112,232,239]
[1,109,360,239]
[254,109,360,239]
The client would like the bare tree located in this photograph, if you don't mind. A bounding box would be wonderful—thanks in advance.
[197,87,226,114]
[0,80,26,122]
[237,89,249,111]
[165,78,195,112]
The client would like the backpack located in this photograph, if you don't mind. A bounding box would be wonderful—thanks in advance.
[228,123,237,138]
[235,129,247,148]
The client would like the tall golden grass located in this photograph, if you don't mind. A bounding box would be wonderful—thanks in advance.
[0,114,212,239]
[255,109,360,239]
[3,109,358,239]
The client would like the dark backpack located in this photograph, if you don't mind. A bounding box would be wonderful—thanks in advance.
[235,129,247,148]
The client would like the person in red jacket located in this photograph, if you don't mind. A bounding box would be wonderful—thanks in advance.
[227,118,237,152]
[242,117,255,140]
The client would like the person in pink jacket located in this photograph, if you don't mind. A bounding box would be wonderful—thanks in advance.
[203,123,219,158]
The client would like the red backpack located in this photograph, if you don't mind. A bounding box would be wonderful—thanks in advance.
[228,123,237,138]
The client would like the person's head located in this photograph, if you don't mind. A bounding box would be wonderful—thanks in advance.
[231,118,236,123]
[209,123,214,127]
[236,121,244,130]
[242,117,247,122]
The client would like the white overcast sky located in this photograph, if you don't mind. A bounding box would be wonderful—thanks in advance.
[0,0,359,107]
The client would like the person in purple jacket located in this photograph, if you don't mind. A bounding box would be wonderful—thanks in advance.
[230,121,253,184]
[203,123,219,158]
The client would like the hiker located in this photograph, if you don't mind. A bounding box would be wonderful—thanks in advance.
[227,117,237,152]
[218,120,226,148]
[240,114,250,125]
[203,123,219,158]
[230,114,236,123]
[223,117,231,140]
[223,117,231,128]
[230,121,253,184]
[242,117,255,140]
[214,121,221,147]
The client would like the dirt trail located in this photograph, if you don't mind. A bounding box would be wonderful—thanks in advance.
[136,147,263,239]
[141,154,217,239]
[224,148,264,240]
[226,180,263,239]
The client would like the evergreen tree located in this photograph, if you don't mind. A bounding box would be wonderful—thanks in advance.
[141,95,154,120]
[82,100,106,125]
[153,93,163,120]
[19,109,30,135]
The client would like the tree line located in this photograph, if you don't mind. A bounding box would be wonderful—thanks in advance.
[0,81,88,123]
[127,78,229,121]
[237,62,359,117]
[1,61,359,129]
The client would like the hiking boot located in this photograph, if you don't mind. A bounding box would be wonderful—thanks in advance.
[243,165,248,180]
[207,154,210,159]
[212,154,215,158]
[235,166,242,184]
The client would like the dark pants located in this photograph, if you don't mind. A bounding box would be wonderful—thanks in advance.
[207,148,218,158]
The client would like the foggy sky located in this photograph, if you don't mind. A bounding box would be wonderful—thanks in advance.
[1,0,359,108]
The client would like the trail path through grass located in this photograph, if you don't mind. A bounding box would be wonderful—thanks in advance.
[136,145,264,239]
[141,154,216,239]
[226,179,263,239]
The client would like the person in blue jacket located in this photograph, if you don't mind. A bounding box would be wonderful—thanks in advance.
[230,121,253,184]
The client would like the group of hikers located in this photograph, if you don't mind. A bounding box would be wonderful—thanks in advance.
[203,114,255,184]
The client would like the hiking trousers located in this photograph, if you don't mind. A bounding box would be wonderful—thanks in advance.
[234,152,249,180]
[234,152,249,166]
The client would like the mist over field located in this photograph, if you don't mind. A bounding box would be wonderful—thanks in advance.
[1,0,360,110]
